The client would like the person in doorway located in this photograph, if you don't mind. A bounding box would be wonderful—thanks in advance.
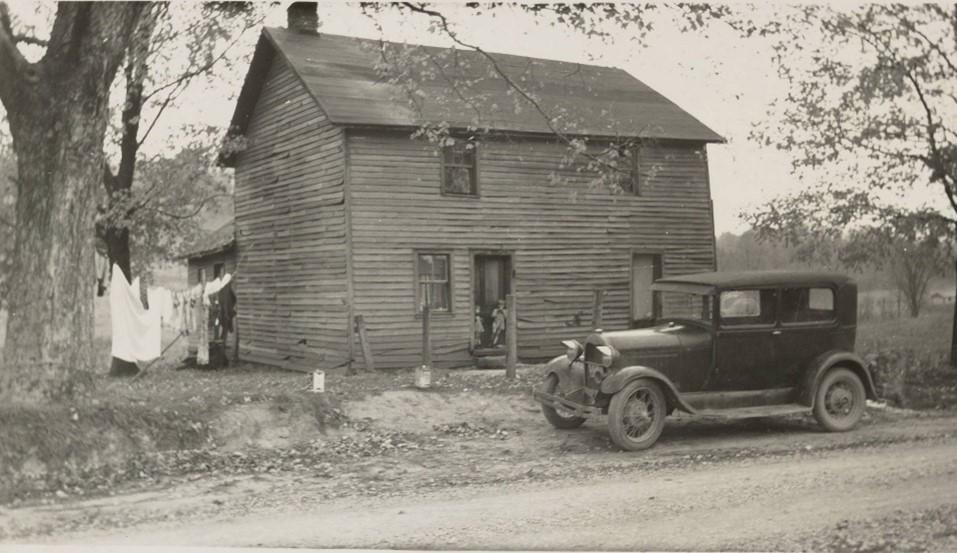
[491,299,507,346]
[474,306,485,348]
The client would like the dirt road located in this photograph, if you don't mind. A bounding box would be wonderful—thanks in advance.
[10,406,957,551]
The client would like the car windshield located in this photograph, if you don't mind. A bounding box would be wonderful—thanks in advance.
[658,291,713,323]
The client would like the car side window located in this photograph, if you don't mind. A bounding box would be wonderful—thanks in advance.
[781,287,835,323]
[720,289,777,327]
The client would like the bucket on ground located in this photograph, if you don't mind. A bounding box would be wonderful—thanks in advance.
[415,365,431,389]
[312,369,325,393]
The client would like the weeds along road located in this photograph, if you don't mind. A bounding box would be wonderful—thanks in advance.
[24,411,957,551]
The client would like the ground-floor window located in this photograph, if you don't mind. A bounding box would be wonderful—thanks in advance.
[416,252,451,312]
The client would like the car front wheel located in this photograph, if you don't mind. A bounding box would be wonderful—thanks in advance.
[607,378,667,451]
[541,374,587,429]
[813,367,866,432]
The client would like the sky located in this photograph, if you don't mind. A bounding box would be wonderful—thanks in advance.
[2,2,948,234]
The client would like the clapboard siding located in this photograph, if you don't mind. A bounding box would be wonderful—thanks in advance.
[347,130,716,368]
[232,53,348,371]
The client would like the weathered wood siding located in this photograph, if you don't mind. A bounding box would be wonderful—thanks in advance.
[347,130,716,368]
[232,53,348,370]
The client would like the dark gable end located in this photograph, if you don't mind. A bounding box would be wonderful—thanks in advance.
[223,28,724,167]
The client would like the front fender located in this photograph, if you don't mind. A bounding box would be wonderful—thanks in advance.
[599,366,696,414]
[542,355,586,395]
[798,350,878,407]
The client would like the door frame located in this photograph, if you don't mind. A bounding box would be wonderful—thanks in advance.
[470,250,515,353]
[629,250,664,327]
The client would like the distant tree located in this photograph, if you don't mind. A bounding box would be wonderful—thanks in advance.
[746,201,951,318]
[843,211,952,318]
[740,4,957,359]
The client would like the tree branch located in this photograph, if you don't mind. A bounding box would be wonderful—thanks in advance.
[0,2,33,107]
[144,193,230,220]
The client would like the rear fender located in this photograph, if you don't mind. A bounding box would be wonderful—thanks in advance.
[799,350,878,407]
[599,366,696,414]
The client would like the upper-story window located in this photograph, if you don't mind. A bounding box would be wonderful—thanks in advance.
[441,141,478,196]
[613,145,640,195]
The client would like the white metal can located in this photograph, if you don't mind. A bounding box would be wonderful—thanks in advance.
[312,370,325,393]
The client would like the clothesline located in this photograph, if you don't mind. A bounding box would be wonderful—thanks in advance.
[109,263,236,367]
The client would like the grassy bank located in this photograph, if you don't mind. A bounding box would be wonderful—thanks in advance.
[857,304,957,410]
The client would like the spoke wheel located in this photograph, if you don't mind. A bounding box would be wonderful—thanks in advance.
[608,379,666,451]
[813,367,866,432]
[541,374,587,429]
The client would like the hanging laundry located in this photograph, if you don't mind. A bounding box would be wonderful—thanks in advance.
[196,290,209,366]
[110,264,161,363]
[147,287,175,327]
[218,281,237,339]
[94,250,110,297]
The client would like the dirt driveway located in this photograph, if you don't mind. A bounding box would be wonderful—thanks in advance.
[3,385,957,551]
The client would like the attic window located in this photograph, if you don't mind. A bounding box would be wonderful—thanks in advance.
[441,141,478,196]
[613,145,640,195]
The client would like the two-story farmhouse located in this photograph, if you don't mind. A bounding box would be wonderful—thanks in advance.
[218,5,724,371]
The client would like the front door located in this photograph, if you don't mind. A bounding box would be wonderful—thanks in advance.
[712,288,780,390]
[631,253,661,327]
[474,255,511,350]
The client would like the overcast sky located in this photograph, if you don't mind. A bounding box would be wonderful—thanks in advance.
[4,2,947,234]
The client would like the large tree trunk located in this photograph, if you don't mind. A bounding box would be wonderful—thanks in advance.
[0,2,145,402]
[1,108,107,399]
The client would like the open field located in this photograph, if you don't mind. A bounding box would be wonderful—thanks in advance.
[857,303,953,357]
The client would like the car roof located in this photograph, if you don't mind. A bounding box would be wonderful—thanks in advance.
[651,271,853,293]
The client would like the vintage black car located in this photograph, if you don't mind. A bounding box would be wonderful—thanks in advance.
[534,271,878,451]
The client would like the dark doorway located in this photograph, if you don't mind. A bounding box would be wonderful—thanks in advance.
[631,253,662,327]
[473,254,512,351]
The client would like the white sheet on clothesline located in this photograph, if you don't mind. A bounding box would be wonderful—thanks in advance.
[109,264,161,363]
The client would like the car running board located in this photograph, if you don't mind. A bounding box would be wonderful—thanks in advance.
[692,403,811,419]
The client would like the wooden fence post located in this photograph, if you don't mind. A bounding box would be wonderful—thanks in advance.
[592,289,605,330]
[506,294,517,379]
[422,304,432,369]
[354,314,375,371]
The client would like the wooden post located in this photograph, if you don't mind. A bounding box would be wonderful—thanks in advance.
[422,304,432,369]
[592,289,605,330]
[354,314,375,371]
[506,294,517,379]
[197,270,209,367]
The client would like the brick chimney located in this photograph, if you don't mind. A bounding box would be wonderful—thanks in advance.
[287,2,318,34]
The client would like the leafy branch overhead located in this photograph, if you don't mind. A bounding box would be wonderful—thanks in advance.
[750,4,957,210]
[359,2,726,194]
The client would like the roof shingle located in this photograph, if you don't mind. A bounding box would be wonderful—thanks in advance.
[226,28,724,155]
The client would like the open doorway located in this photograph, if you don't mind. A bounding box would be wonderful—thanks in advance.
[473,254,512,352]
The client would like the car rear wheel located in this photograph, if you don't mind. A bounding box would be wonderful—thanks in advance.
[541,374,587,429]
[813,367,866,432]
[607,379,667,451]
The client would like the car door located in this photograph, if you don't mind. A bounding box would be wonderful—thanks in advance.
[711,287,780,391]
[773,286,839,388]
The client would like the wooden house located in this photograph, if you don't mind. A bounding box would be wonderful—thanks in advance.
[220,5,724,371]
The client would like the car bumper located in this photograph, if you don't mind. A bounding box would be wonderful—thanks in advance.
[533,389,604,417]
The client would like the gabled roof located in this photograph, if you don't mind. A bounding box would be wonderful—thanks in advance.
[178,220,235,260]
[223,28,723,165]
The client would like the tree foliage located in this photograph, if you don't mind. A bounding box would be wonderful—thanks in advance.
[739,4,957,332]
[97,2,262,280]
[359,2,728,193]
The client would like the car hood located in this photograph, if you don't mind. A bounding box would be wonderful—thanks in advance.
[585,323,711,368]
